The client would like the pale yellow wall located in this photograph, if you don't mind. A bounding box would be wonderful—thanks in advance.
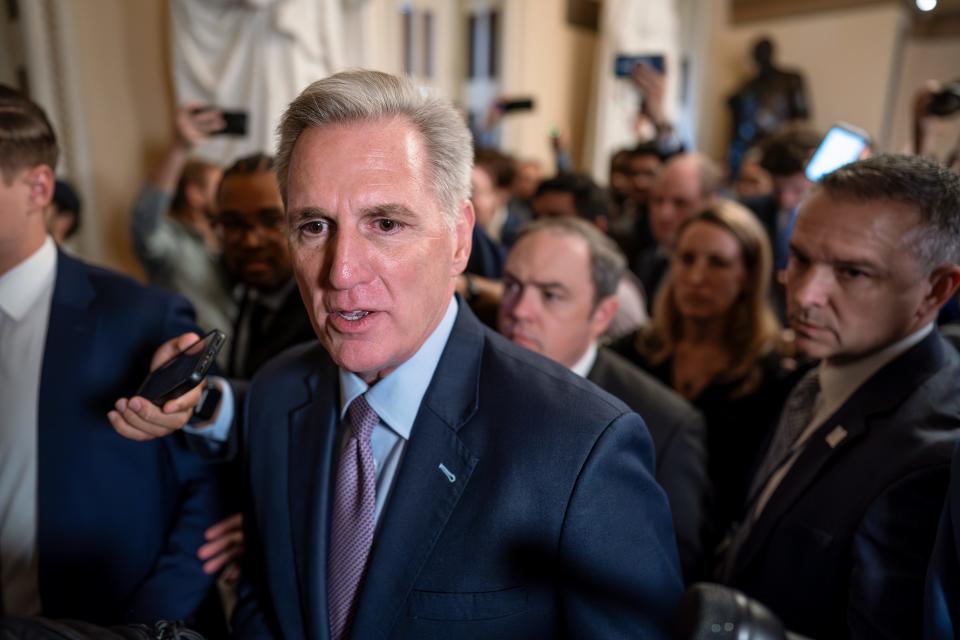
[47,0,945,277]
[888,36,960,157]
[500,0,597,169]
[70,0,172,275]
[697,1,907,164]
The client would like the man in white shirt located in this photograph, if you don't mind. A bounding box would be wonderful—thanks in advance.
[718,154,960,640]
[0,84,224,625]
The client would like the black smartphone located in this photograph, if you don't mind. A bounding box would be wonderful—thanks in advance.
[216,110,248,136]
[136,330,226,405]
[190,107,248,136]
[498,98,535,113]
[805,123,871,182]
[928,81,960,117]
[614,54,665,77]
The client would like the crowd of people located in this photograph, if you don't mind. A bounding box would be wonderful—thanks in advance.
[2,51,960,640]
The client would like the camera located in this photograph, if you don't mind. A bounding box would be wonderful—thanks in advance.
[928,80,960,117]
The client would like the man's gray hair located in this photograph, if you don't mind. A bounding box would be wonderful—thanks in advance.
[276,69,473,226]
[817,154,960,272]
[514,217,627,307]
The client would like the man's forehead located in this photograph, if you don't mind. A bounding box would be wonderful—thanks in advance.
[795,193,922,257]
[286,119,431,203]
[510,230,590,275]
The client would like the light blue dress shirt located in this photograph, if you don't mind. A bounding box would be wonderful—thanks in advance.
[337,296,458,525]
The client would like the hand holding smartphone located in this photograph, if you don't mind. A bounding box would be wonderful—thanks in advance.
[189,106,249,136]
[136,330,226,405]
[614,53,666,77]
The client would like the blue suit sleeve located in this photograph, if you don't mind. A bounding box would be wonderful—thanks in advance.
[122,438,227,623]
[122,293,228,623]
[558,411,683,639]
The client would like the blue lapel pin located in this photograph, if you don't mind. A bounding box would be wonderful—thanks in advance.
[438,463,456,483]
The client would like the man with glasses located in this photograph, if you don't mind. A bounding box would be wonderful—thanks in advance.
[214,153,315,379]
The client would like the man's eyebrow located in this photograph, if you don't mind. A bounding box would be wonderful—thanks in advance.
[289,207,330,223]
[502,271,569,292]
[833,257,884,272]
[360,203,418,219]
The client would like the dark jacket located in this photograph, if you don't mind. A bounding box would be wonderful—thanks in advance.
[729,331,960,639]
[587,347,710,581]
[37,251,225,624]
[233,301,683,639]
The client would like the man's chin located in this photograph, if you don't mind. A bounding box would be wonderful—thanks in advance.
[793,334,835,361]
[324,340,394,383]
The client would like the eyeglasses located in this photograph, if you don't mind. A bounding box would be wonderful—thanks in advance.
[216,209,285,241]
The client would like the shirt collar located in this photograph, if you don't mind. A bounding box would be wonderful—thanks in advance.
[0,236,57,321]
[818,323,934,415]
[338,296,459,441]
[569,341,599,379]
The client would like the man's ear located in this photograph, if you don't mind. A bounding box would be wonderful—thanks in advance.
[921,265,960,318]
[25,165,55,213]
[589,294,620,340]
[452,199,475,275]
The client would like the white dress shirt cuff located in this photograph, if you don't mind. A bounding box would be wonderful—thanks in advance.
[183,376,234,442]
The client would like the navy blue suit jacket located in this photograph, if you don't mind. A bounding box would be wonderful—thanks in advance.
[727,331,960,640]
[233,300,682,639]
[35,251,225,624]
[925,440,960,640]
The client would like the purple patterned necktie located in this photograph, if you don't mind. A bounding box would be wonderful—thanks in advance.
[328,394,378,640]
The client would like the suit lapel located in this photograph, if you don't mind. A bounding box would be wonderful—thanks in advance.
[288,363,339,640]
[348,302,484,639]
[38,251,97,432]
[737,332,948,574]
[36,252,97,599]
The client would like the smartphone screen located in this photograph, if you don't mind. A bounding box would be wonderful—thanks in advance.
[805,124,870,182]
[614,54,665,77]
[136,330,226,405]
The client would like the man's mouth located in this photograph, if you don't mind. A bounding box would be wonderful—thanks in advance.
[337,310,371,321]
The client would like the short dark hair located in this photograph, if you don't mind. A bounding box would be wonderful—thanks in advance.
[759,128,820,177]
[222,153,275,181]
[475,147,516,189]
[0,84,58,183]
[171,160,220,212]
[514,216,626,306]
[215,153,276,206]
[630,140,676,164]
[52,180,81,238]
[816,153,960,270]
[534,173,614,223]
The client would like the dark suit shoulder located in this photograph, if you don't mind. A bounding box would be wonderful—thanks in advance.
[62,251,192,313]
[248,340,332,397]
[480,328,632,425]
[589,347,702,426]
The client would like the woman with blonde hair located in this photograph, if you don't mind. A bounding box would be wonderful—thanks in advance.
[613,199,795,557]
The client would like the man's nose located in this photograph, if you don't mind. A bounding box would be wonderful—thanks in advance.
[789,264,831,309]
[239,226,263,249]
[510,285,540,320]
[325,227,371,290]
